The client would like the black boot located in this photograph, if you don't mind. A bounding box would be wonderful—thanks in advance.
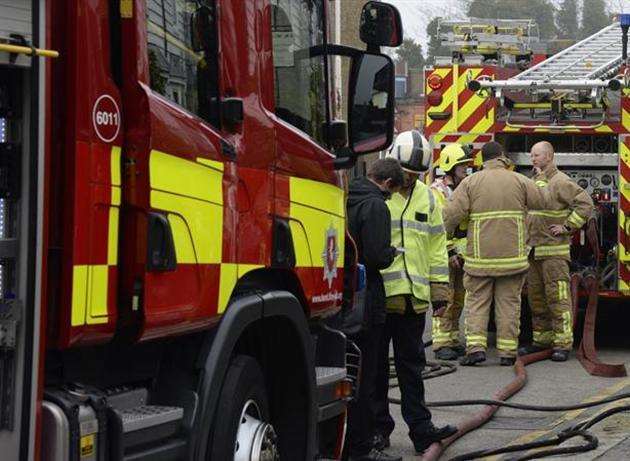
[435,347,459,361]
[453,345,466,356]
[551,349,570,362]
[500,357,516,366]
[459,351,486,366]
[349,448,402,461]
[412,424,458,453]
[372,433,390,451]
[517,344,548,356]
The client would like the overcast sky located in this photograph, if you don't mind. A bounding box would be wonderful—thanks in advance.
[387,0,630,49]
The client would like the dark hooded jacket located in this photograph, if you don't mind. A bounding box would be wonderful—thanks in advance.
[347,177,397,325]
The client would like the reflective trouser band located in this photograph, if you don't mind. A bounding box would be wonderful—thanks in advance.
[533,330,554,345]
[557,280,569,301]
[528,209,570,218]
[557,311,573,342]
[535,244,570,257]
[566,211,586,228]
[497,338,518,351]
[466,334,487,348]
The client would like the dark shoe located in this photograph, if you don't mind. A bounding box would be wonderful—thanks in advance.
[518,344,548,356]
[372,433,390,451]
[453,345,466,356]
[551,349,570,362]
[459,351,486,366]
[412,424,458,453]
[348,448,402,461]
[435,347,459,361]
[500,357,516,366]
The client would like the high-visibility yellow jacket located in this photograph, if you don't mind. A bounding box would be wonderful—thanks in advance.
[444,157,546,277]
[527,164,594,260]
[382,180,450,313]
[431,177,468,257]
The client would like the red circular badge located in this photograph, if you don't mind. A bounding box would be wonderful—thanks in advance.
[92,95,121,143]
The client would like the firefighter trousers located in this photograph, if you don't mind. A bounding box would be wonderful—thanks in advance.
[527,257,573,350]
[432,265,465,350]
[463,272,526,358]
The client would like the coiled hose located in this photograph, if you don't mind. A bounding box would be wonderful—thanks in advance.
[387,346,630,460]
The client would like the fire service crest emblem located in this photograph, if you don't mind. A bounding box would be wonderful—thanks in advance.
[322,225,339,289]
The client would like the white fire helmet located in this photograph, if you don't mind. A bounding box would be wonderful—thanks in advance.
[386,130,432,173]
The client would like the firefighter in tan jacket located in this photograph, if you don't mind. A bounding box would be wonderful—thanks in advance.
[444,142,545,366]
[519,141,594,362]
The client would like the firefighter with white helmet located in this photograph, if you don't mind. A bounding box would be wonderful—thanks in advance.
[430,144,473,361]
[372,131,457,454]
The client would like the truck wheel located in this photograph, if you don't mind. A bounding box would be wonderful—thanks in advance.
[210,355,279,461]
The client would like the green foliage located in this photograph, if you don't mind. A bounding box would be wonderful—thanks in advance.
[463,0,558,39]
[580,0,610,39]
[426,17,449,65]
[395,38,426,69]
[148,49,167,95]
[556,0,579,40]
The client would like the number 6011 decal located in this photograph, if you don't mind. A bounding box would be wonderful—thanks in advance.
[92,94,121,143]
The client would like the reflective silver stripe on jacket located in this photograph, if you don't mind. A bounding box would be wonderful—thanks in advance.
[381,271,430,286]
[429,266,450,276]
[401,220,445,234]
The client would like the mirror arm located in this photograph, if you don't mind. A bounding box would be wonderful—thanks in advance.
[332,147,357,170]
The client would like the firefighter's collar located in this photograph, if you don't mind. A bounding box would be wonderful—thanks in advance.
[542,163,559,178]
[483,157,510,169]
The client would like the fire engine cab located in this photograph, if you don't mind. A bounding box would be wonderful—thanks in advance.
[0,1,402,460]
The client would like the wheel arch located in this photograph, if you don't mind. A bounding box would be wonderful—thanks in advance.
[192,289,316,460]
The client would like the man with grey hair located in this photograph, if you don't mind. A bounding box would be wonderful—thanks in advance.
[520,141,593,362]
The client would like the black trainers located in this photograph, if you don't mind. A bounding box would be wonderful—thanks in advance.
[412,424,458,453]
[435,347,459,361]
[551,349,570,362]
[500,357,516,366]
[348,448,402,461]
[518,344,548,356]
[459,351,486,366]
[372,433,390,451]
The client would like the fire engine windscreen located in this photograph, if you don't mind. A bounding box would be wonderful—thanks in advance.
[272,0,328,146]
[147,0,221,128]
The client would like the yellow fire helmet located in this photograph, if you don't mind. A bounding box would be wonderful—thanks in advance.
[439,143,473,174]
[386,130,432,173]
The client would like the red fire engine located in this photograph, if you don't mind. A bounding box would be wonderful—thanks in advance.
[0,1,402,460]
[425,17,630,300]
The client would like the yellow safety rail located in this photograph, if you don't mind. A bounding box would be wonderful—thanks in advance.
[0,43,59,58]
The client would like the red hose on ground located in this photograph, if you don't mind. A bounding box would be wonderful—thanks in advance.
[421,349,553,461]
[576,273,627,378]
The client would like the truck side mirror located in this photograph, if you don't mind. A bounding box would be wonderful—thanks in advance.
[359,2,403,47]
[348,53,395,155]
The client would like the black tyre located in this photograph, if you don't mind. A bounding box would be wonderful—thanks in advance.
[210,355,279,461]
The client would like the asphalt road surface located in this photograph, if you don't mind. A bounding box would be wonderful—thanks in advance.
[383,300,630,460]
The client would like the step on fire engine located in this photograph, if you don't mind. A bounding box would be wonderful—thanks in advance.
[425,15,630,298]
[0,1,402,460]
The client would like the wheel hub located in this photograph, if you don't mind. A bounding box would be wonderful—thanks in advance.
[234,400,279,461]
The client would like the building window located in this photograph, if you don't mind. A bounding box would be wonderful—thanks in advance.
[146,0,220,128]
[271,0,328,146]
